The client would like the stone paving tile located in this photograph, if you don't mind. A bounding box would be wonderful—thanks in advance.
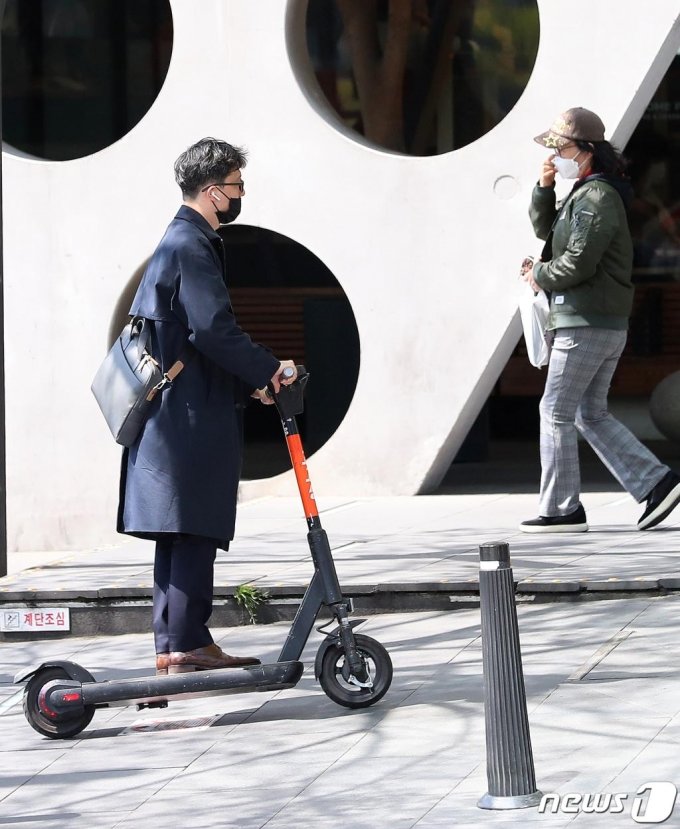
[39,728,225,774]
[265,793,444,829]
[246,694,397,734]
[1,600,680,827]
[112,784,310,829]
[0,814,134,829]
[0,749,68,800]
[0,767,183,819]
[339,708,485,759]
[172,731,366,790]
[608,736,680,796]
[578,675,680,720]
[0,636,101,683]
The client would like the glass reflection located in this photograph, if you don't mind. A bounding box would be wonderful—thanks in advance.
[1,0,173,160]
[627,55,680,283]
[306,0,539,155]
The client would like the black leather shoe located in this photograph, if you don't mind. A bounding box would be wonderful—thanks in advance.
[638,471,680,530]
[520,504,588,533]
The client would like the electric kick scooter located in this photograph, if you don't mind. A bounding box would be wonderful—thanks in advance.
[17,366,393,739]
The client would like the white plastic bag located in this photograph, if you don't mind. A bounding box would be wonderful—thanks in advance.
[518,287,550,368]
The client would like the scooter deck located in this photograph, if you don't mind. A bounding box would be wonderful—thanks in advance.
[80,660,305,708]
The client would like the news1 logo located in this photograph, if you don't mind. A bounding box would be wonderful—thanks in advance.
[538,781,677,822]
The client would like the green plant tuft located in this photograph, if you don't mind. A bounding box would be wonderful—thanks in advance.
[233,583,269,624]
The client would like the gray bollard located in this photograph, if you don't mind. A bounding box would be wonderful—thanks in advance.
[477,541,542,810]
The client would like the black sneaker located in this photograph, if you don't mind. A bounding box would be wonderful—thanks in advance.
[638,471,680,530]
[519,504,588,533]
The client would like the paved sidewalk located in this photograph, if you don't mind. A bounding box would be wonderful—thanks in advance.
[0,489,679,825]
[1,492,679,606]
[1,596,679,827]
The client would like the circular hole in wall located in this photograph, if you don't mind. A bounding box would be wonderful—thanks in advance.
[111,226,360,479]
[292,0,539,155]
[1,0,173,160]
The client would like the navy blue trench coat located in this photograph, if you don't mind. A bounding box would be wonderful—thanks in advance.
[117,206,279,548]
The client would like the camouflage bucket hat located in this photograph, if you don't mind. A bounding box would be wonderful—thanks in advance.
[534,107,606,149]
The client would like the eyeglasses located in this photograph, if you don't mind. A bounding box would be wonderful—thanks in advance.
[201,181,245,194]
[555,144,576,157]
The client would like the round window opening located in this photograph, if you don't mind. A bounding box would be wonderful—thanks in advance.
[111,226,360,481]
[223,225,360,479]
[1,0,173,161]
[301,0,539,155]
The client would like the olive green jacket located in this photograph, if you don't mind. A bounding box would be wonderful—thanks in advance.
[530,176,634,331]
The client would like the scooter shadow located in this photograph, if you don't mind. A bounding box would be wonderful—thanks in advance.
[75,676,410,741]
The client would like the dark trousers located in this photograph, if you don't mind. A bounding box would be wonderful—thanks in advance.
[153,535,217,653]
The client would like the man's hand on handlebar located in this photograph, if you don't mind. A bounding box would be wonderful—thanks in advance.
[252,361,298,405]
[269,361,297,394]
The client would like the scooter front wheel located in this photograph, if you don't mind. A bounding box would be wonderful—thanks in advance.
[23,666,95,739]
[318,634,392,709]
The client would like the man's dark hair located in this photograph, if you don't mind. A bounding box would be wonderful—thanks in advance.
[174,137,247,198]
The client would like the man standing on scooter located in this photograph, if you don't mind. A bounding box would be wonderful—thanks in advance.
[117,137,297,674]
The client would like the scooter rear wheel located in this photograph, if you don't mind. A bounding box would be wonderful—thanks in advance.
[23,666,95,739]
[319,634,392,709]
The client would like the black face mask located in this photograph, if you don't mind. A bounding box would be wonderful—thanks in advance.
[215,196,241,226]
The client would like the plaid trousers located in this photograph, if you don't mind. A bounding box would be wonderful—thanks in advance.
[538,327,668,516]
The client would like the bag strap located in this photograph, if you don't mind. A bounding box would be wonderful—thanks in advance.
[143,331,195,402]
[129,316,151,361]
[164,355,189,383]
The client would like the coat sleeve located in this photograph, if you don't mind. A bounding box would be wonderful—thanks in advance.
[533,188,620,293]
[170,239,280,389]
[529,183,558,241]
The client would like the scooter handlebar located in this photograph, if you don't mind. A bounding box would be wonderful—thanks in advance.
[266,365,309,417]
[266,365,307,395]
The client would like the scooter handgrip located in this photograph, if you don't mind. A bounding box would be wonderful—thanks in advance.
[265,366,296,398]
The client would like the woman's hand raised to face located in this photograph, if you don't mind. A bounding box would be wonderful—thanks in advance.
[540,154,557,188]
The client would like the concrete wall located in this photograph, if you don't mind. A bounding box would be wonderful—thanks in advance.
[3,0,680,551]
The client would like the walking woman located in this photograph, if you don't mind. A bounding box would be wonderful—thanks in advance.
[520,107,680,533]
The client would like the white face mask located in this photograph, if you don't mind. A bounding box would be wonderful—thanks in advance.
[553,151,583,180]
